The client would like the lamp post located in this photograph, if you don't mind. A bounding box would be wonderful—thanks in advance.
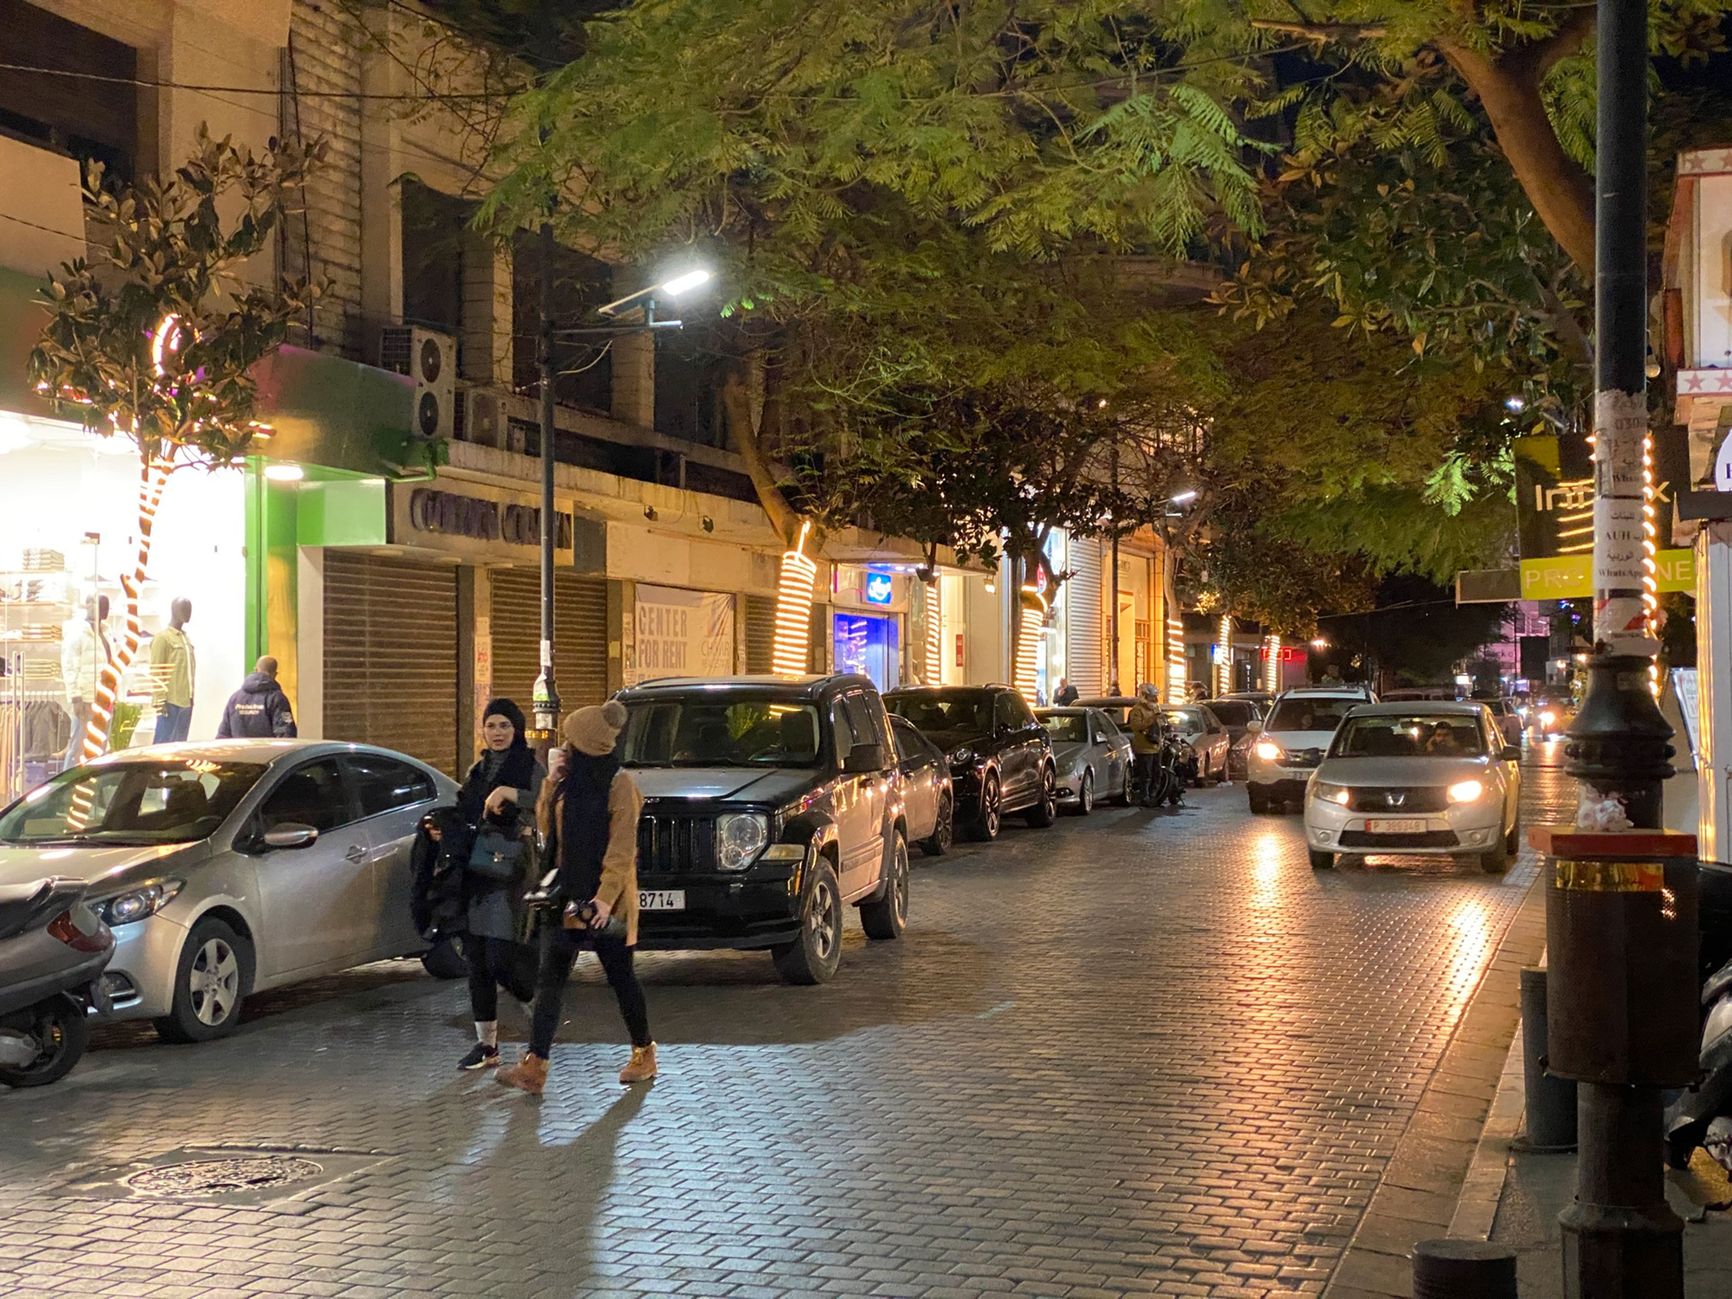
[529,250,712,751]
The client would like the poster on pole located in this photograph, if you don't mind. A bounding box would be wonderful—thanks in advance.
[629,585,736,684]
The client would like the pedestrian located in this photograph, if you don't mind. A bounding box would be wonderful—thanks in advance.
[1054,677,1079,706]
[215,656,297,739]
[149,598,197,743]
[1126,683,1163,806]
[442,698,544,1071]
[497,699,656,1096]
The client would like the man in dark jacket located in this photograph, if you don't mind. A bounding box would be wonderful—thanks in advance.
[216,656,298,739]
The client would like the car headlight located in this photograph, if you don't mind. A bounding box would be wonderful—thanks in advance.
[1312,781,1351,807]
[947,746,977,768]
[95,880,184,927]
[1447,779,1487,804]
[716,812,770,872]
[1253,740,1283,762]
[1539,710,1556,728]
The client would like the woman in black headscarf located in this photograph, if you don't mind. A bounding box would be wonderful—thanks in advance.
[448,697,544,1071]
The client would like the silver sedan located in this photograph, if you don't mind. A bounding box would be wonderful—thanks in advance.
[1036,708,1133,814]
[0,741,461,1043]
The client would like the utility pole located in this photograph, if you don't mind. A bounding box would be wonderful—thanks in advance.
[1109,439,1120,693]
[531,220,561,754]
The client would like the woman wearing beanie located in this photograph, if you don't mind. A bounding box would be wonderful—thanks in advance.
[450,698,544,1070]
[497,698,655,1095]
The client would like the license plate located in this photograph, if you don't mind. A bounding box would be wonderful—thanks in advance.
[1365,818,1428,834]
[638,889,685,911]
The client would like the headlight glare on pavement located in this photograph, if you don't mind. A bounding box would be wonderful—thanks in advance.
[1447,779,1487,804]
[1253,740,1283,762]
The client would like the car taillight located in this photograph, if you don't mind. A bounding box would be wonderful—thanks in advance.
[47,909,109,953]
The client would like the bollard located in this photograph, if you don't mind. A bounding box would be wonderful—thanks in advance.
[1412,1238,1519,1299]
[1516,966,1577,1152]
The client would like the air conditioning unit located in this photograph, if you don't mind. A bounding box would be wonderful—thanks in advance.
[380,326,456,442]
[461,386,506,448]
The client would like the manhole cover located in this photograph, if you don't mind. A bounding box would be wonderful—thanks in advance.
[122,1155,326,1199]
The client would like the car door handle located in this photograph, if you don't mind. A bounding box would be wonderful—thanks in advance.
[345,844,366,864]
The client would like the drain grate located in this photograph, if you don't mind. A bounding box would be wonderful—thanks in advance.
[122,1155,326,1199]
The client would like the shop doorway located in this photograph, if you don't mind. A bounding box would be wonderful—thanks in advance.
[833,612,900,692]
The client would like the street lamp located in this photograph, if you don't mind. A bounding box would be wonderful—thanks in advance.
[529,228,712,750]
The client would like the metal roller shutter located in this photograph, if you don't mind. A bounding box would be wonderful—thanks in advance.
[324,553,460,776]
[742,595,777,673]
[1067,538,1105,695]
[488,569,610,711]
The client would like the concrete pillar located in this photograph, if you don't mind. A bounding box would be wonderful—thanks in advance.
[460,238,513,385]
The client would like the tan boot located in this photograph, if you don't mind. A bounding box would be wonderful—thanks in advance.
[619,1043,658,1084]
[495,1051,549,1096]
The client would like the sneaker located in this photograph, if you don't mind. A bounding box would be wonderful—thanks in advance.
[457,1042,500,1071]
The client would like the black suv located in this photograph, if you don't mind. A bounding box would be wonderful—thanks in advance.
[883,685,1055,841]
[613,673,910,985]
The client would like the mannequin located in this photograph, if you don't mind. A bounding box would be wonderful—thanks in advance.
[149,598,197,743]
[61,595,112,766]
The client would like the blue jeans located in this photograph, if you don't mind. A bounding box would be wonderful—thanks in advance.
[156,703,193,743]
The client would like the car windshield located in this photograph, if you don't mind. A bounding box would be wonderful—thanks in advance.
[1266,698,1356,733]
[1163,708,1206,736]
[0,760,267,845]
[1040,713,1088,743]
[887,693,992,743]
[1334,714,1488,758]
[619,697,823,768]
[1206,701,1256,727]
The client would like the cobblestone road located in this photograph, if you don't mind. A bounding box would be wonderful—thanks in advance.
[0,761,1570,1299]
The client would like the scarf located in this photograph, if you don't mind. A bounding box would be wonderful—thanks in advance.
[456,743,537,822]
[557,746,621,900]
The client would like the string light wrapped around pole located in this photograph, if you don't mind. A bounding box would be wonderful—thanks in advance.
[1014,584,1048,703]
[771,520,819,675]
[924,580,943,685]
[1215,614,1233,697]
[1165,609,1186,704]
[1264,634,1281,694]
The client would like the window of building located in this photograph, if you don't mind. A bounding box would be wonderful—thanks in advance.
[0,0,143,183]
[399,180,471,363]
[512,233,613,414]
[654,323,728,447]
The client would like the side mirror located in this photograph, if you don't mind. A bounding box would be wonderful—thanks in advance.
[842,743,884,774]
[1247,720,1263,734]
[262,823,320,851]
[1502,745,1521,762]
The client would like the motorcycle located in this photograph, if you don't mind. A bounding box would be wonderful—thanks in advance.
[1664,860,1732,1171]
[1134,719,1189,808]
[0,877,113,1089]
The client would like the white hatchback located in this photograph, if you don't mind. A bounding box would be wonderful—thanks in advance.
[1302,702,1522,872]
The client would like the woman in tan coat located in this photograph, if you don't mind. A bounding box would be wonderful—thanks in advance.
[497,700,655,1096]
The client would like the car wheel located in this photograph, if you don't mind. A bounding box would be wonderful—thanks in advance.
[1480,837,1510,873]
[420,936,467,980]
[860,834,910,941]
[1025,765,1058,827]
[1247,787,1268,814]
[968,772,1002,841]
[772,859,844,985]
[1309,849,1336,870]
[154,917,253,1044]
[1114,769,1133,806]
[1070,770,1094,816]
[920,792,953,858]
[1505,815,1521,856]
[0,992,90,1088]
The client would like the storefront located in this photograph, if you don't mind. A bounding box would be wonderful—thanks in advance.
[830,565,910,692]
[628,582,737,684]
[0,412,247,798]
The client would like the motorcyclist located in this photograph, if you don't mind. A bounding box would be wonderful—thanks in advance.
[1126,683,1163,806]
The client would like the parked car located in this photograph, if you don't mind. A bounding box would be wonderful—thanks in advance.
[1246,688,1371,813]
[614,673,909,985]
[1164,705,1233,785]
[1478,697,1524,749]
[1204,698,1263,780]
[0,741,462,1043]
[1381,687,1460,703]
[1218,691,1276,712]
[1035,707,1133,813]
[884,685,1056,841]
[1303,702,1522,873]
[1077,695,1139,727]
[888,715,955,857]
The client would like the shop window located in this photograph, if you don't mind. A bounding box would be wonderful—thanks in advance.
[0,0,143,184]
[512,232,613,414]
[833,614,900,694]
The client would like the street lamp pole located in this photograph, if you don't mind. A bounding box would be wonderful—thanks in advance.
[531,221,561,754]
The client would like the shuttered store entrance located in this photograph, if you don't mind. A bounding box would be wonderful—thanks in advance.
[324,552,460,776]
[488,569,609,712]
[1066,537,1105,696]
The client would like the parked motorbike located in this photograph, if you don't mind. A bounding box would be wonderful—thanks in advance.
[1664,860,1732,1170]
[1133,720,1188,808]
[0,877,113,1089]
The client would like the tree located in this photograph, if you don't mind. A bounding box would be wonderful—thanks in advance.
[29,126,322,761]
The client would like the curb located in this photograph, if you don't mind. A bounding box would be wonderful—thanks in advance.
[1323,870,1550,1299]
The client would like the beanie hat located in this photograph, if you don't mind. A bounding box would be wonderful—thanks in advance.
[482,697,528,747]
[563,699,629,756]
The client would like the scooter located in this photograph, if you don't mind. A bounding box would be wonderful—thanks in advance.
[1664,860,1732,1170]
[0,877,113,1089]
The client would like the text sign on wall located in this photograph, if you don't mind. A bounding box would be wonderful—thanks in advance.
[1519,549,1696,600]
[629,584,735,684]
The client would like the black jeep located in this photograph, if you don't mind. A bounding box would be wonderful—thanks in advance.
[613,673,911,985]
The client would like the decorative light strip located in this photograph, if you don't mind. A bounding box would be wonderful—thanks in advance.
[924,581,943,684]
[771,520,819,676]
[1215,613,1233,697]
[1013,585,1048,703]
[1264,634,1281,694]
[1642,433,1660,699]
[1166,609,1186,704]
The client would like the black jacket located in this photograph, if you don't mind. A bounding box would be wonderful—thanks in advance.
[216,673,297,739]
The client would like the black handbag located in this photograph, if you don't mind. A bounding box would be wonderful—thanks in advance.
[466,829,525,882]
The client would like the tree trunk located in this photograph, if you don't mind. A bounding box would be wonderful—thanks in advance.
[1440,45,1597,276]
[720,359,803,547]
[78,460,169,762]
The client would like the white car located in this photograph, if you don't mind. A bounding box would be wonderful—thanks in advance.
[1303,702,1522,873]
[1245,686,1375,813]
